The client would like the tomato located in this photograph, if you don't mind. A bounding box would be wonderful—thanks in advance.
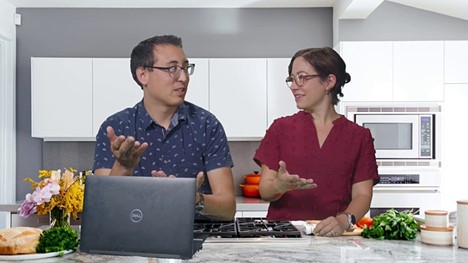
[356,216,374,228]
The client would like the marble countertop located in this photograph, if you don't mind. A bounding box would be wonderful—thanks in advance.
[235,196,269,211]
[4,200,468,262]
[4,234,468,263]
[3,226,465,263]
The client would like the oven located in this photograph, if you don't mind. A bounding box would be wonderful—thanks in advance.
[339,102,443,217]
[341,103,441,162]
[369,166,443,217]
[369,188,442,217]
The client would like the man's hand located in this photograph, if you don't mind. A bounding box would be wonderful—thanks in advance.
[195,172,205,191]
[151,170,205,205]
[150,170,176,178]
[107,126,148,170]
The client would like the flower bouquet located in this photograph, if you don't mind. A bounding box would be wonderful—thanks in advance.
[19,168,87,228]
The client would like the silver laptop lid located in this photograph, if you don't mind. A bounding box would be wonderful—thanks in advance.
[80,175,198,259]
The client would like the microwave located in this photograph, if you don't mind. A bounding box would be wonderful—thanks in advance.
[342,104,441,160]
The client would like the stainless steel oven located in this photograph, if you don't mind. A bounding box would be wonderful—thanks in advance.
[369,167,443,217]
[341,103,441,163]
[339,103,443,216]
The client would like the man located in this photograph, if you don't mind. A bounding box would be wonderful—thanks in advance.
[93,35,236,220]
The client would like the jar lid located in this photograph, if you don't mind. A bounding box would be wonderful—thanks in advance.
[425,210,448,215]
[420,225,454,232]
[457,200,468,205]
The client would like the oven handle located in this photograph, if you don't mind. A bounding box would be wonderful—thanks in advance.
[373,187,440,193]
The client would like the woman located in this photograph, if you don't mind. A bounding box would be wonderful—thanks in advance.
[254,47,379,237]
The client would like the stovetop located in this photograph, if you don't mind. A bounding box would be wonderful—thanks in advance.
[194,217,302,239]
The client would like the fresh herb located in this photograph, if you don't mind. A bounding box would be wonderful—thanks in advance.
[36,226,79,254]
[362,208,419,240]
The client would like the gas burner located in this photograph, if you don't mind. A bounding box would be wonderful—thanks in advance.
[236,218,301,238]
[194,220,237,238]
[194,218,301,239]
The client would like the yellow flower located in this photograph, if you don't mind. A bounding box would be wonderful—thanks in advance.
[19,168,87,219]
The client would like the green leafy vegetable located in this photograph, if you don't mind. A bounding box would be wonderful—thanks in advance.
[362,208,419,240]
[36,226,79,254]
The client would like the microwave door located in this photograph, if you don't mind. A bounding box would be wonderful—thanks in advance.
[355,115,420,159]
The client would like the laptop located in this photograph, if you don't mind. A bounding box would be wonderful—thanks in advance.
[80,175,207,259]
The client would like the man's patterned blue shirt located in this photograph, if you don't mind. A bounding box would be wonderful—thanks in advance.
[93,100,234,193]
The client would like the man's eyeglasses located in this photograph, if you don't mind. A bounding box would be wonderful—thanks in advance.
[285,74,321,88]
[145,63,195,78]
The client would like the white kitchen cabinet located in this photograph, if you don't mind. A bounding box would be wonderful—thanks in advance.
[445,41,468,84]
[393,41,444,101]
[31,57,93,139]
[339,41,393,101]
[209,59,267,140]
[92,58,142,136]
[338,41,444,102]
[186,58,209,110]
[267,58,298,128]
[441,84,468,212]
[93,58,208,136]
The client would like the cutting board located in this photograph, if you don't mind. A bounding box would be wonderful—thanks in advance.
[305,220,363,236]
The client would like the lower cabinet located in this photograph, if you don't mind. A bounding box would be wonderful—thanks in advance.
[441,84,468,212]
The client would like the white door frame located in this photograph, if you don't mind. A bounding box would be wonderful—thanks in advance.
[0,33,16,229]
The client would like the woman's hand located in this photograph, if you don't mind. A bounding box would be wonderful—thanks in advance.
[259,161,317,201]
[313,216,348,237]
[275,161,317,192]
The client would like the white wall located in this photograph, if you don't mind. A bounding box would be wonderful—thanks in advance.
[0,0,15,39]
[0,0,16,229]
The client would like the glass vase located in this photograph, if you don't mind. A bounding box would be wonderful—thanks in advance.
[49,207,71,228]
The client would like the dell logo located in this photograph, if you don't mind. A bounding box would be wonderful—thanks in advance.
[130,209,143,223]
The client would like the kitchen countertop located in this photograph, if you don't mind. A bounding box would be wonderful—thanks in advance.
[235,196,269,211]
[4,233,468,262]
[4,200,468,262]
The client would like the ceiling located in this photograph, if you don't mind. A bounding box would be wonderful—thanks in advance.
[5,0,468,21]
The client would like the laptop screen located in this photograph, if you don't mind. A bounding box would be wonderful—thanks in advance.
[80,175,203,259]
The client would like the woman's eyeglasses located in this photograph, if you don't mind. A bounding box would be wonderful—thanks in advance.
[285,74,320,88]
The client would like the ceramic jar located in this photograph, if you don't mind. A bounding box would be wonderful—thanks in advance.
[457,200,468,249]
[420,225,454,246]
[425,210,449,228]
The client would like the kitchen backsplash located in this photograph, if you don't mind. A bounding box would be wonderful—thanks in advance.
[43,141,261,196]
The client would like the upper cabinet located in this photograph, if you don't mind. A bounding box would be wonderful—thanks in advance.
[32,57,290,141]
[445,41,468,84]
[267,58,297,128]
[92,58,142,137]
[209,59,267,139]
[393,41,444,101]
[339,41,393,102]
[186,58,210,110]
[339,41,444,102]
[31,58,93,139]
[92,58,209,138]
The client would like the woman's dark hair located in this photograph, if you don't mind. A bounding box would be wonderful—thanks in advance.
[288,47,351,105]
[130,35,183,88]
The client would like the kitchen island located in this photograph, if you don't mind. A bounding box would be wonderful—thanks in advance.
[4,234,468,262]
